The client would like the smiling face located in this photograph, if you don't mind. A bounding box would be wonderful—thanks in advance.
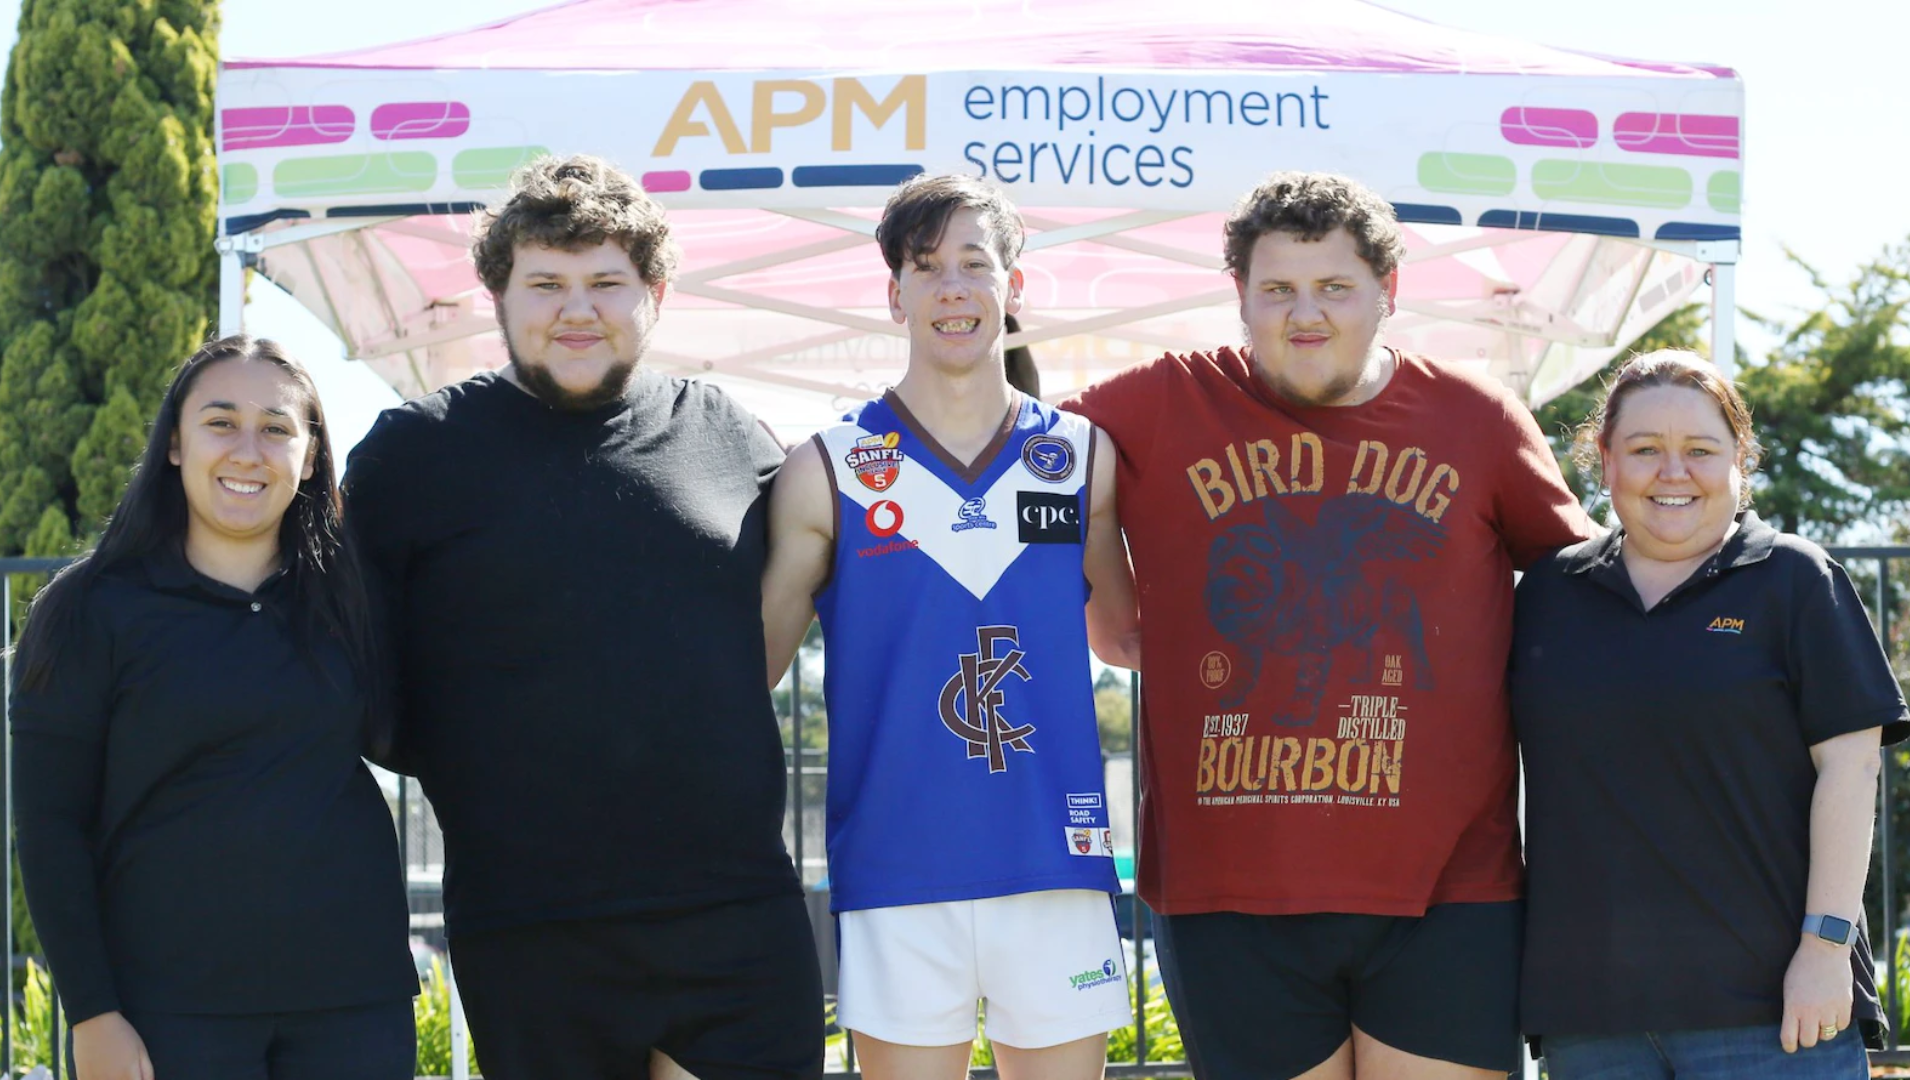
[888,207,1024,378]
[496,240,665,410]
[168,358,316,557]
[1236,227,1398,407]
[1603,383,1745,562]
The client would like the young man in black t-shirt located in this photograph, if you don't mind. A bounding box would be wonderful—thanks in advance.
[345,155,821,1080]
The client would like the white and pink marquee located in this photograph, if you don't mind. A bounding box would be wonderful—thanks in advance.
[216,0,1745,437]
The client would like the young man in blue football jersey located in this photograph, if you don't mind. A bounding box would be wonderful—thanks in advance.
[763,174,1140,1080]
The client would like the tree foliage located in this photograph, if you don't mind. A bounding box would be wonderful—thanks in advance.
[1738,246,1910,538]
[0,0,222,563]
[1534,241,1910,542]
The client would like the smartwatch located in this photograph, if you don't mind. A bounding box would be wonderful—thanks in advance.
[1802,913,1855,946]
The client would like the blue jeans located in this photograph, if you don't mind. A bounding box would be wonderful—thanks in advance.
[1544,1025,1867,1079]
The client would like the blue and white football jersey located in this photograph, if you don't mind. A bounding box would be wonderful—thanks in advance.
[814,391,1119,913]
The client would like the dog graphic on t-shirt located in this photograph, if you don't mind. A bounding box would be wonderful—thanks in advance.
[1205,493,1441,724]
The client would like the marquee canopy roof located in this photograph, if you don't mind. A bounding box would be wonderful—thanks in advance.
[217,0,1744,434]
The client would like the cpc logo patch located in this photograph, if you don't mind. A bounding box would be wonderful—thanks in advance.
[844,431,904,491]
[864,500,905,538]
[1017,491,1082,544]
[1021,434,1077,483]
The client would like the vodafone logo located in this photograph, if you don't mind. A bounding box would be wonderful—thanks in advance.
[865,500,905,538]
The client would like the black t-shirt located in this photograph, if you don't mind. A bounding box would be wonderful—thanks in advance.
[11,551,417,1022]
[343,370,798,936]
[1512,512,1909,1044]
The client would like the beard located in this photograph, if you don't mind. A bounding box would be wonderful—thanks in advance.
[1245,301,1392,408]
[499,313,643,412]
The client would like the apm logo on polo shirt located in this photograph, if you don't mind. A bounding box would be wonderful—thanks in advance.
[1706,616,1746,634]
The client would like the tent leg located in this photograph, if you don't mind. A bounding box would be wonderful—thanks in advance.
[1700,239,1741,379]
[215,233,260,338]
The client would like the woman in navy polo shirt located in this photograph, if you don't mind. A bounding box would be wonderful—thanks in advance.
[1512,349,1909,1079]
[13,336,417,1080]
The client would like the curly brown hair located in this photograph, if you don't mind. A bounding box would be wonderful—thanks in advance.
[472,155,680,295]
[1571,348,1761,510]
[1223,172,1405,283]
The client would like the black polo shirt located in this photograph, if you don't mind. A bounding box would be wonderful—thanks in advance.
[11,550,417,1023]
[1511,512,1909,1044]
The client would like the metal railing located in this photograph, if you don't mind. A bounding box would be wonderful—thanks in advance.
[0,547,1904,1077]
[1828,545,1910,1066]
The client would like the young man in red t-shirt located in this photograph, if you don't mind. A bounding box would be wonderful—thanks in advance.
[1066,173,1594,1080]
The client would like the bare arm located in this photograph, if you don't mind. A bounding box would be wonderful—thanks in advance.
[1780,726,1883,1052]
[1083,426,1140,669]
[762,439,836,687]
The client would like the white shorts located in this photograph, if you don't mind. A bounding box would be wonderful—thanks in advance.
[836,889,1132,1049]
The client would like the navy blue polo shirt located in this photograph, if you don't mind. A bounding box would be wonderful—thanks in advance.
[11,548,416,1022]
[1512,512,1909,1044]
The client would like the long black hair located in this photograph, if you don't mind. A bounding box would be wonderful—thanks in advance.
[16,335,387,749]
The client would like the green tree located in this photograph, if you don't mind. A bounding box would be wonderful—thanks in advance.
[1738,246,1910,538]
[0,0,222,563]
[1534,245,1910,541]
[0,0,220,976]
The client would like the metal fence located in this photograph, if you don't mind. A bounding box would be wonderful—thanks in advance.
[1,547,1905,1078]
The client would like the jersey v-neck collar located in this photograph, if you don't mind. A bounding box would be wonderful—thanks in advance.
[883,388,1024,486]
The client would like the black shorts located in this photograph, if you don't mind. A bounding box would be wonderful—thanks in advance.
[451,893,824,1080]
[1156,901,1522,1079]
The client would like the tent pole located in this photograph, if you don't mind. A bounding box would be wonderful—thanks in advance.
[215,232,262,338]
[1700,240,1741,379]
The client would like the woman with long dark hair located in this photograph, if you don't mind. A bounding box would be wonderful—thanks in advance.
[13,336,417,1080]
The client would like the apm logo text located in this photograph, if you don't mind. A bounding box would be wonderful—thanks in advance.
[654,76,927,155]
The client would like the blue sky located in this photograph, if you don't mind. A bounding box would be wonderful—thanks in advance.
[3,0,1907,455]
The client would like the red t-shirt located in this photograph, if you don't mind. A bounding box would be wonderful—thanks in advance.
[1068,348,1594,916]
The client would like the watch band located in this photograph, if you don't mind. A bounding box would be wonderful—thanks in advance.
[1802,913,1855,946]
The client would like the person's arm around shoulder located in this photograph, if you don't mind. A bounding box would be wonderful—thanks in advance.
[342,407,428,774]
[762,438,836,687]
[1487,382,1599,568]
[1083,425,1140,669]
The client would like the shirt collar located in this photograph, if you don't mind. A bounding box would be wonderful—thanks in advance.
[143,542,292,602]
[1559,509,1778,580]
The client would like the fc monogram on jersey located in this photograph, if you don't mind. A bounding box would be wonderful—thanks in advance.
[938,625,1035,773]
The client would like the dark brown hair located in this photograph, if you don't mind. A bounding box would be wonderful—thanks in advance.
[1223,171,1405,282]
[1003,313,1039,398]
[472,154,680,294]
[16,335,386,750]
[1572,348,1761,508]
[875,173,1024,276]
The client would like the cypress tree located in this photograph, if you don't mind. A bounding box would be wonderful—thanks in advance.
[0,0,222,581]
